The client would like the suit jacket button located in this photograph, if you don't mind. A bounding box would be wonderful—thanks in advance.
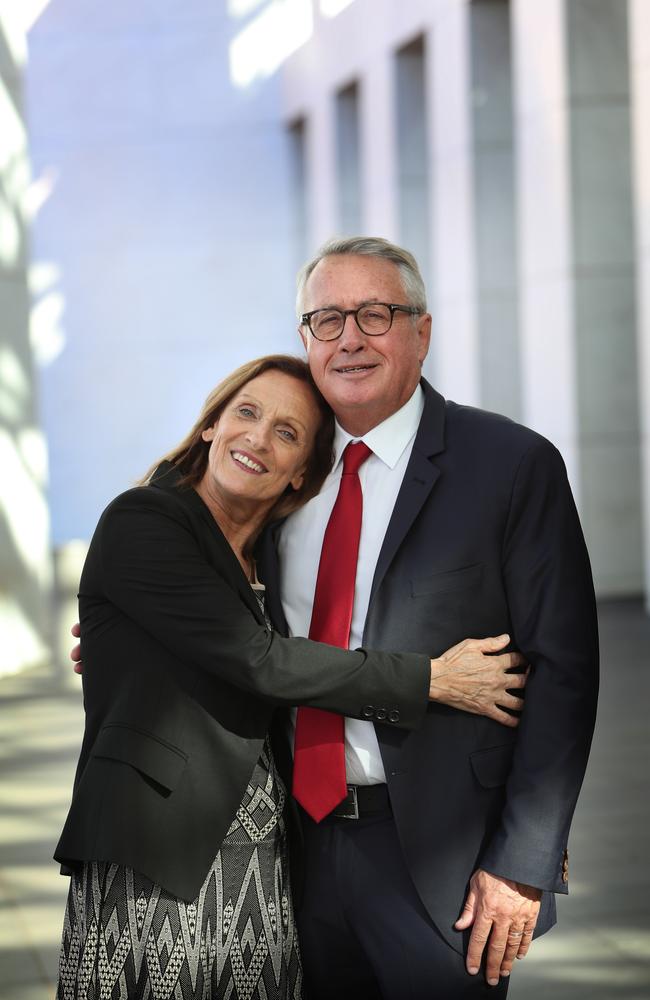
[561,849,569,884]
[388,710,400,723]
[375,708,387,721]
[362,705,375,719]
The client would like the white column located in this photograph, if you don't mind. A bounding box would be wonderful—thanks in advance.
[360,53,398,238]
[0,7,52,676]
[511,0,578,486]
[629,0,650,610]
[428,0,480,404]
[395,35,431,292]
[514,0,642,596]
[469,0,520,422]
[306,91,337,249]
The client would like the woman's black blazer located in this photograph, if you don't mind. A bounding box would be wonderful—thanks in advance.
[54,463,429,900]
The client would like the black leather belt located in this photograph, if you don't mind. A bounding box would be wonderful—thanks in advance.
[331,783,391,820]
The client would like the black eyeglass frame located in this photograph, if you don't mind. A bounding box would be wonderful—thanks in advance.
[300,302,422,341]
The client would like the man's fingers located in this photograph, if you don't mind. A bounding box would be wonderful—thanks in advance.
[71,622,81,638]
[454,890,476,930]
[70,643,81,663]
[499,927,525,978]
[465,918,492,975]
[485,928,511,986]
[515,923,535,960]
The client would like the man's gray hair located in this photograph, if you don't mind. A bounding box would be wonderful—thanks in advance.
[295,235,428,317]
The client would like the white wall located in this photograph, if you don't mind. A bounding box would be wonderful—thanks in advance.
[26,0,297,545]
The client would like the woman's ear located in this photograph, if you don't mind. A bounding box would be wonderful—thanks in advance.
[201,422,217,442]
[290,466,306,492]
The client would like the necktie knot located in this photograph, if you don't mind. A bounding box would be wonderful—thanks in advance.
[342,440,372,476]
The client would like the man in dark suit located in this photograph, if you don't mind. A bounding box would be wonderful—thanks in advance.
[262,236,598,998]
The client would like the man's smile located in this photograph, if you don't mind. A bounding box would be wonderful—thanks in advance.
[333,362,379,375]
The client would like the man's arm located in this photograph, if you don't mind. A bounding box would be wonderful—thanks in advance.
[456,440,598,984]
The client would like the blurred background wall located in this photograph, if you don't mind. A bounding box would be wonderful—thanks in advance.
[1,0,650,681]
[1,4,649,998]
[0,4,52,679]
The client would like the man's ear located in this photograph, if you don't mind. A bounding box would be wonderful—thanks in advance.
[298,325,309,353]
[417,313,432,363]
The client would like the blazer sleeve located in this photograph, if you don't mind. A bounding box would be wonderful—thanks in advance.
[479,440,599,893]
[90,488,430,728]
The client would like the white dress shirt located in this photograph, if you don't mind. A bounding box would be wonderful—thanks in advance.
[278,385,425,785]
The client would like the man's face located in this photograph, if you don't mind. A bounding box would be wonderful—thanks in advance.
[299,254,431,435]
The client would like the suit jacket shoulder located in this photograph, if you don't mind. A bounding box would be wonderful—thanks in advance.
[443,399,556,463]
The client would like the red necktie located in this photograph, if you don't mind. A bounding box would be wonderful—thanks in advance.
[292,441,372,821]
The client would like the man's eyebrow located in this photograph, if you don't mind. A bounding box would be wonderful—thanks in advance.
[310,298,383,310]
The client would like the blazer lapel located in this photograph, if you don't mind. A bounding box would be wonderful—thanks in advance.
[150,462,267,626]
[256,520,289,635]
[367,380,446,613]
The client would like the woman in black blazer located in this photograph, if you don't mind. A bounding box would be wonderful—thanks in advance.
[54,355,437,1000]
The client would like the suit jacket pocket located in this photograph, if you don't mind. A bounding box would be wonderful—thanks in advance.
[410,563,483,597]
[470,744,514,789]
[92,723,188,792]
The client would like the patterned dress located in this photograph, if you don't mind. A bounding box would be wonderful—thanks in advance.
[57,590,302,1000]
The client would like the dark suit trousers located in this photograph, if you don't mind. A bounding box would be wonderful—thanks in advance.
[297,808,510,1000]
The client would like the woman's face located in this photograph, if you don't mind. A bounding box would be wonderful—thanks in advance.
[200,370,322,512]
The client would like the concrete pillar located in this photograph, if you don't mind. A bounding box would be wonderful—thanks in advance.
[629,0,650,610]
[513,0,642,595]
[336,82,361,233]
[469,0,520,421]
[288,117,309,276]
[395,35,431,290]
[306,91,337,248]
[569,0,641,596]
[360,53,398,238]
[428,0,480,403]
[512,0,578,477]
[0,10,52,677]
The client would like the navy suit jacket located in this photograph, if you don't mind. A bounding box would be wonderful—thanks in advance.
[260,379,599,953]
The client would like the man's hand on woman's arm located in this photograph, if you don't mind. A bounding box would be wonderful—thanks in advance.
[429,634,528,726]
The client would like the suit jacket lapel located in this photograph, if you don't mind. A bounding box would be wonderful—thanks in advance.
[367,380,446,613]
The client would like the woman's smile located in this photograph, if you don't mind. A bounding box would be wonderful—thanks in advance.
[230,449,269,475]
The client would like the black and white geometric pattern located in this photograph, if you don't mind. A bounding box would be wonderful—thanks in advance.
[56,739,302,999]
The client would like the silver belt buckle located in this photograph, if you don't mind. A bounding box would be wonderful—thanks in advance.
[337,784,359,820]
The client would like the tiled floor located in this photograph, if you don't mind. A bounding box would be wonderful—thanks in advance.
[0,599,648,999]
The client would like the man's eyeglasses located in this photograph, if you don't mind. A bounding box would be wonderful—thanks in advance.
[300,303,421,342]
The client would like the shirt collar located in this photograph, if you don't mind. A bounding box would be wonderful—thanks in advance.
[332,383,425,471]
